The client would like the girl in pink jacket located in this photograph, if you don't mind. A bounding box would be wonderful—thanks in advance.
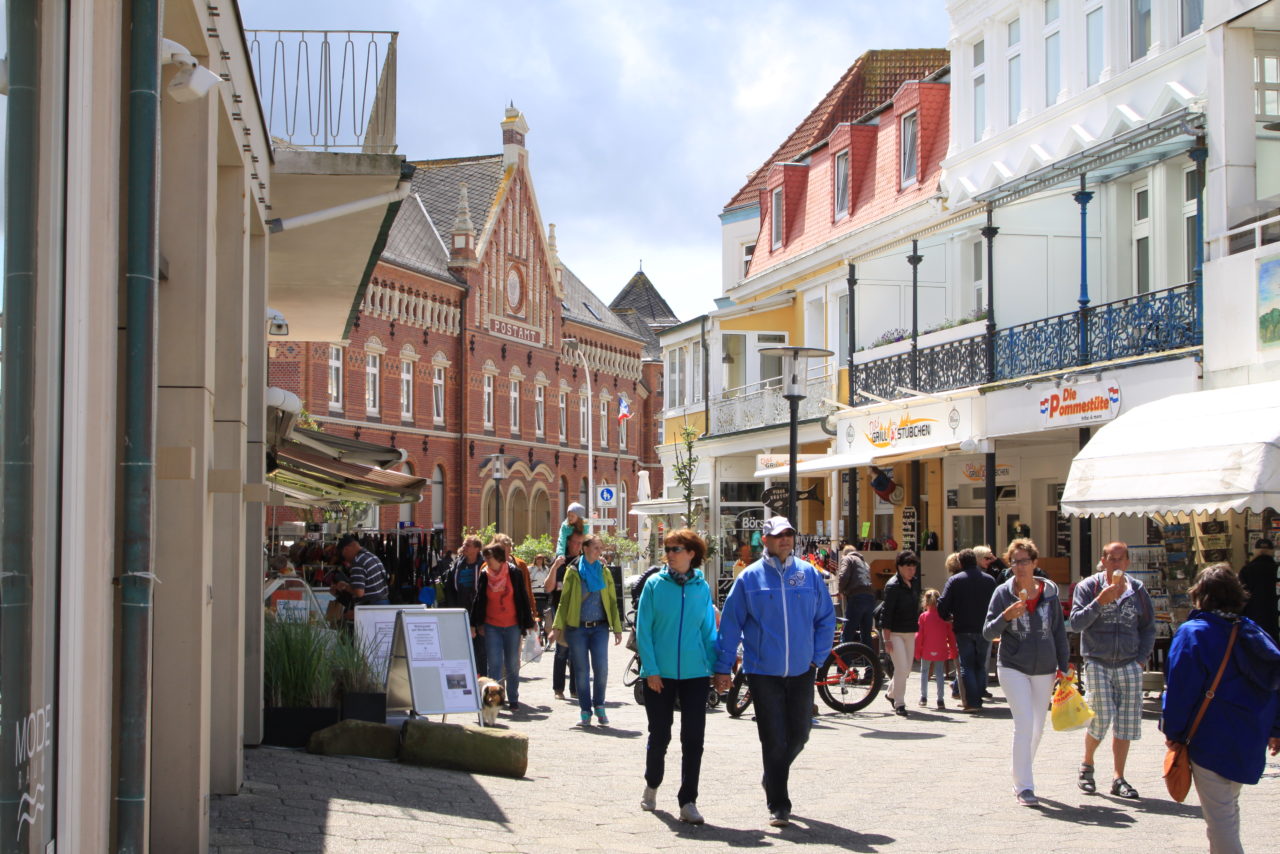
[917,589,958,709]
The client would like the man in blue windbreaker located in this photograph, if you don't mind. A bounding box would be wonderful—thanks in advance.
[714,516,836,828]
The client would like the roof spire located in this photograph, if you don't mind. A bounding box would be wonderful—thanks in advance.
[448,182,476,263]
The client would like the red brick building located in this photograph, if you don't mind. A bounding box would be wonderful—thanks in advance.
[269,107,666,544]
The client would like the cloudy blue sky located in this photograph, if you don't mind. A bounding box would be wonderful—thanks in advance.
[241,0,951,321]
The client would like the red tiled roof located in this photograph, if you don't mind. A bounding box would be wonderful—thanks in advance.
[724,49,949,211]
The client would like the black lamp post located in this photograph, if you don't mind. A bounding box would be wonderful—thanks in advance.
[759,345,834,526]
[487,453,508,532]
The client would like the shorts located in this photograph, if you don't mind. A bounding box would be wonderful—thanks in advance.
[1085,659,1143,742]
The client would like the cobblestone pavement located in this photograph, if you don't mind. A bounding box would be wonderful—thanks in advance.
[213,641,1280,853]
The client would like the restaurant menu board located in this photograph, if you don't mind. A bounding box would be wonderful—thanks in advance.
[385,608,481,721]
[354,604,427,685]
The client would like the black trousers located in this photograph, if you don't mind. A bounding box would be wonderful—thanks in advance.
[747,669,815,814]
[642,677,709,807]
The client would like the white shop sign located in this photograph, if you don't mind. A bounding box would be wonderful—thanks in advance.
[1038,380,1121,427]
[836,397,979,457]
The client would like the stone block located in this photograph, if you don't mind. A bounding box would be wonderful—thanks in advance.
[399,718,528,778]
[307,719,400,760]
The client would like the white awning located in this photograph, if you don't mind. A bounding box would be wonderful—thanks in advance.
[754,452,872,479]
[628,498,688,517]
[1061,381,1280,517]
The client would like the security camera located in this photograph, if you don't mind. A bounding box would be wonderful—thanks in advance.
[266,308,289,336]
[168,63,222,103]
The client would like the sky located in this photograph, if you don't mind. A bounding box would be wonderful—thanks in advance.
[240,0,952,321]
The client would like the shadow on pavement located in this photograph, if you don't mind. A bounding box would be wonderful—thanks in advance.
[1031,796,1138,827]
[574,725,644,739]
[786,814,895,850]
[652,811,770,847]
[857,729,945,740]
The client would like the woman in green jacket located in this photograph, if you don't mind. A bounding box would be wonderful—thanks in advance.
[635,528,718,824]
[550,534,623,726]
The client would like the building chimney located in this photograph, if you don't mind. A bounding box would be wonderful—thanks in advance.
[449,182,476,263]
[502,103,529,168]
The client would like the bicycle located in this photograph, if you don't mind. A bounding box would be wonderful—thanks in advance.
[726,640,884,716]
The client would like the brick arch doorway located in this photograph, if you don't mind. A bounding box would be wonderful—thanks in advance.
[530,487,551,541]
[507,484,529,543]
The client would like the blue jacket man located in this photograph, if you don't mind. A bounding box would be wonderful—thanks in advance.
[714,516,836,827]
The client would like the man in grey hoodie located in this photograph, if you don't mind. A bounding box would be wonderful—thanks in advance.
[1068,541,1155,800]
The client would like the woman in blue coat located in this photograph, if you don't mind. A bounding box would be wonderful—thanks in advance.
[635,528,718,825]
[1163,564,1280,853]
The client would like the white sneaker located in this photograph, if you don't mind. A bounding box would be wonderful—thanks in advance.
[640,786,657,811]
[679,802,705,824]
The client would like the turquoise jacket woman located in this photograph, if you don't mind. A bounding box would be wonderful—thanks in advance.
[636,568,718,680]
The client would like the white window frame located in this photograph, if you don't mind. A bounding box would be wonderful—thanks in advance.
[365,352,380,414]
[1006,17,1022,127]
[535,385,545,437]
[1133,183,1152,295]
[899,112,918,187]
[1086,4,1105,87]
[691,343,703,404]
[972,38,987,143]
[1181,0,1203,39]
[483,374,495,429]
[578,389,588,448]
[1183,167,1200,283]
[1130,0,1152,63]
[599,398,608,449]
[1044,1,1062,108]
[400,360,413,420]
[742,242,755,278]
[509,379,521,432]
[619,398,629,450]
[972,238,985,313]
[327,345,343,409]
[770,187,784,249]
[834,150,850,218]
[1255,36,1280,121]
[559,390,568,442]
[432,366,445,425]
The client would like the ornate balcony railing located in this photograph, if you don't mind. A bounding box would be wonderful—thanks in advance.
[247,30,398,154]
[709,368,833,435]
[854,335,990,401]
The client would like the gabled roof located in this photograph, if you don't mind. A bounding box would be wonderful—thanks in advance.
[381,155,506,283]
[560,265,644,343]
[724,49,950,211]
[609,270,679,326]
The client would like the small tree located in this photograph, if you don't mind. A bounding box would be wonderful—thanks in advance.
[671,424,701,529]
[461,522,497,545]
[513,533,556,564]
[599,530,641,565]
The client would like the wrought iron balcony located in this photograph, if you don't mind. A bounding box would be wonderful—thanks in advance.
[246,30,398,154]
[709,367,834,435]
[852,282,1200,401]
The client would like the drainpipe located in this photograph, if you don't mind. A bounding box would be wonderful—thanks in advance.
[116,0,162,849]
[907,240,922,390]
[1,0,39,844]
[845,263,857,543]
[1073,175,1094,365]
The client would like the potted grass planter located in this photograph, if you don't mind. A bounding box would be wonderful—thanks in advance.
[333,632,387,724]
[262,617,339,747]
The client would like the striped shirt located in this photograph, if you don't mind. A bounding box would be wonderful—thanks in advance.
[349,548,389,604]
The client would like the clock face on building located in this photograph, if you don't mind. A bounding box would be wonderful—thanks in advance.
[506,269,522,310]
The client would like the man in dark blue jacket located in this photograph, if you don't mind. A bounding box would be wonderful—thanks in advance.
[714,517,836,828]
[938,548,997,710]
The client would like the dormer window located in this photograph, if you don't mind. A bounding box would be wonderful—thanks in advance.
[834,150,850,218]
[900,112,918,187]
[771,187,784,249]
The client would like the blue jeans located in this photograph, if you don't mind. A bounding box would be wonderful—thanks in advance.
[955,632,987,708]
[484,623,522,705]
[919,659,946,701]
[567,624,610,713]
[643,677,709,806]
[842,594,876,649]
[746,669,815,815]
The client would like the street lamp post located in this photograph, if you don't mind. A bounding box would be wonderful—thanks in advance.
[562,338,593,524]
[487,453,507,532]
[759,345,834,526]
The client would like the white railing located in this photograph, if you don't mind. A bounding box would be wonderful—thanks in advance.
[709,365,834,434]
[247,30,397,154]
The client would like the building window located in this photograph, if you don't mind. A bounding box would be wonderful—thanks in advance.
[770,187,783,249]
[1007,18,1022,126]
[558,391,567,442]
[1087,6,1105,86]
[579,391,588,447]
[327,345,343,408]
[599,399,608,449]
[900,112,918,186]
[509,380,521,431]
[691,343,703,404]
[1134,185,1151,295]
[1184,167,1202,282]
[837,293,849,358]
[483,375,494,428]
[535,385,545,436]
[1256,42,1280,120]
[742,242,756,278]
[365,353,380,413]
[972,39,986,143]
[1044,1,1061,107]
[432,366,445,424]
[619,400,629,450]
[972,239,985,312]
[668,348,686,408]
[834,150,850,217]
[400,361,413,419]
[1181,0,1203,37]
[1130,0,1152,62]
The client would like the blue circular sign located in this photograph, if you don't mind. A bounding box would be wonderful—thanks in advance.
[599,487,615,501]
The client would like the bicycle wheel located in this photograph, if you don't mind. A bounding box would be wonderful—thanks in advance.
[726,670,752,717]
[705,684,720,710]
[817,642,882,713]
[634,679,646,705]
[621,653,642,687]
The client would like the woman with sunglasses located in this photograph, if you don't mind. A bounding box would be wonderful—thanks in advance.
[635,529,718,824]
[983,537,1071,806]
[550,533,623,725]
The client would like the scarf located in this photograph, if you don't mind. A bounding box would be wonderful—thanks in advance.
[487,562,510,594]
[578,558,606,593]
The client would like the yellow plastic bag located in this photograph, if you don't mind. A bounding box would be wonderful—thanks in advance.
[1051,672,1095,732]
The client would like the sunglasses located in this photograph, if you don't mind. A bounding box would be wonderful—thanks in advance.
[664,545,687,554]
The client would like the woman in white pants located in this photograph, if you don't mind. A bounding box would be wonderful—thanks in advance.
[878,551,921,718]
[983,538,1070,806]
